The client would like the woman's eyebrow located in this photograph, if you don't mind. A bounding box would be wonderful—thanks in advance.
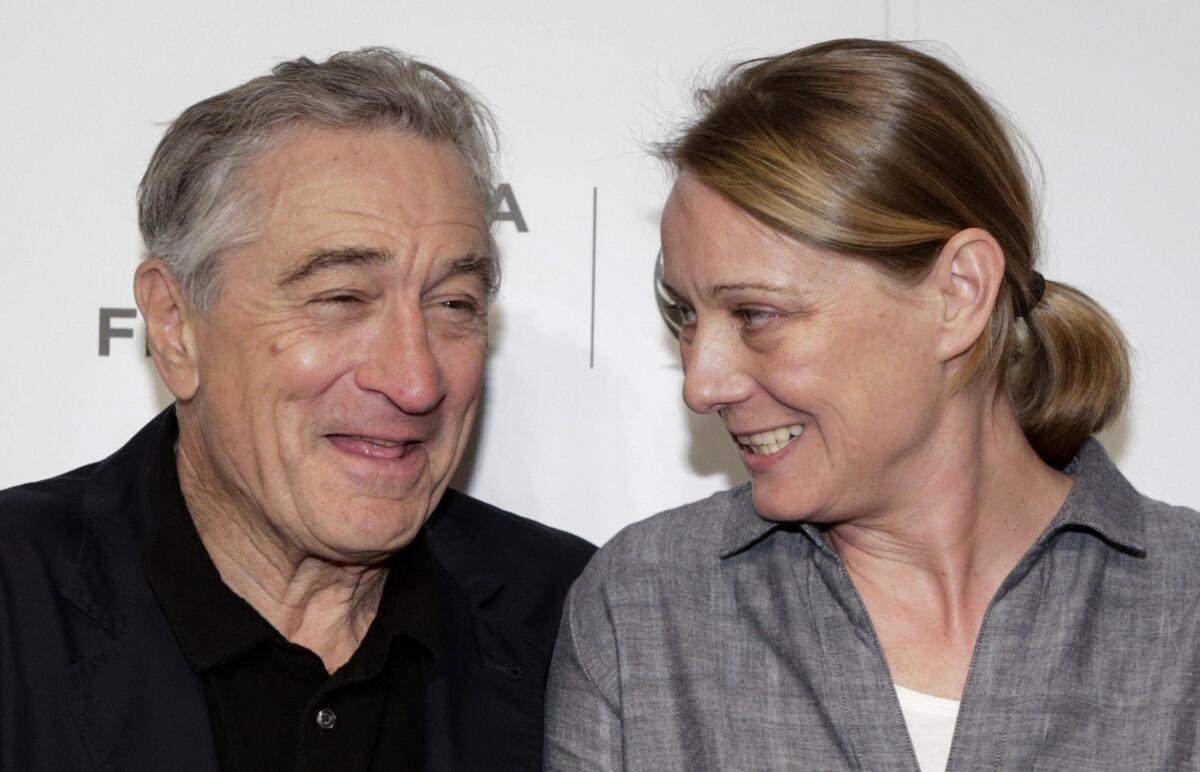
[709,281,793,298]
[657,279,685,301]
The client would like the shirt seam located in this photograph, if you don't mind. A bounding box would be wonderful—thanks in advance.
[566,581,621,717]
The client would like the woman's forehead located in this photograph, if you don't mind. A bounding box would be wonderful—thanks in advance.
[662,182,855,297]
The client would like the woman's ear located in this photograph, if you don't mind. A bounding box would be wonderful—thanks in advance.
[932,227,1005,363]
[134,259,201,401]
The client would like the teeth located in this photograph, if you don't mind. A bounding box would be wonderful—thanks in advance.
[737,424,804,454]
[351,435,400,447]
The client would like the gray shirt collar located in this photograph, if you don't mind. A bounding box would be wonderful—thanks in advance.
[718,438,1147,560]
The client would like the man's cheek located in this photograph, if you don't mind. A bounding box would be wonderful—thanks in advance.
[271,338,359,398]
[439,338,488,391]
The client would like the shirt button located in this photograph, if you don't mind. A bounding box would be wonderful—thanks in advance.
[315,707,336,730]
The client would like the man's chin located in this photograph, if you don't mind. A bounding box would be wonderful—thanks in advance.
[305,507,429,562]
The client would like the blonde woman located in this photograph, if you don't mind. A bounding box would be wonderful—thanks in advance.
[546,39,1200,771]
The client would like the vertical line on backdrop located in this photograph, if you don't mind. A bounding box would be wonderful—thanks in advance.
[590,187,598,368]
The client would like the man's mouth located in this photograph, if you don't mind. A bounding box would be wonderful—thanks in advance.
[735,424,804,456]
[326,434,423,460]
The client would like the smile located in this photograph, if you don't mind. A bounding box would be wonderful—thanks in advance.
[326,434,422,461]
[351,435,402,447]
[735,424,804,455]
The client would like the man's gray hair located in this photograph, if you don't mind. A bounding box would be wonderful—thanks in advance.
[137,47,499,311]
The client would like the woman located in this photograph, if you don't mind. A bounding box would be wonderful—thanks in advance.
[545,39,1200,771]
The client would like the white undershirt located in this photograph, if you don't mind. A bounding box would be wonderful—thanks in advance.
[894,684,961,772]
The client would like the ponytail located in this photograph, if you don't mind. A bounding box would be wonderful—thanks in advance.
[1007,281,1131,466]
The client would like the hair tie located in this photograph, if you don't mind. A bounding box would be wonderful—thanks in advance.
[1018,271,1046,317]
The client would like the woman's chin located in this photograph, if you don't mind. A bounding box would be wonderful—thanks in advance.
[750,482,816,523]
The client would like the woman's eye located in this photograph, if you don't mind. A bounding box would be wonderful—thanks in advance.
[666,303,697,327]
[738,308,781,329]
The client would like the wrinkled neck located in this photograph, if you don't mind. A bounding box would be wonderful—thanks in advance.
[174,418,388,673]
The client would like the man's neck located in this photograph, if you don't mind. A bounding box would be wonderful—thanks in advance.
[174,431,388,674]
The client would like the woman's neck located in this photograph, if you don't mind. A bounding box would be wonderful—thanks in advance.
[826,387,1073,698]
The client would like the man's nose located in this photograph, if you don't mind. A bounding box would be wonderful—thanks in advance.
[355,308,446,415]
[680,324,754,415]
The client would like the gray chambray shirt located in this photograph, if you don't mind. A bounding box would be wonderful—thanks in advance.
[545,440,1200,770]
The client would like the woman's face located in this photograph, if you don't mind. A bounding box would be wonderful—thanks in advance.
[660,176,948,523]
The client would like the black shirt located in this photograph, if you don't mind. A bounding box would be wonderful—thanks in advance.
[142,423,442,772]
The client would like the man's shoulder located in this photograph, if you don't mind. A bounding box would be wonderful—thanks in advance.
[430,488,595,574]
[424,489,596,636]
[0,464,97,556]
[0,465,107,623]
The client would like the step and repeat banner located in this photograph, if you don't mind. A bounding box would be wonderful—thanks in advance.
[2,0,1198,546]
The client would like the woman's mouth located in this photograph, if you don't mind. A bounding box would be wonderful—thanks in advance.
[735,424,805,455]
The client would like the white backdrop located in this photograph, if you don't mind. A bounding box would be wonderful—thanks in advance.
[2,0,1197,547]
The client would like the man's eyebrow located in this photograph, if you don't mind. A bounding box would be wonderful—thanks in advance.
[444,253,500,296]
[277,246,392,286]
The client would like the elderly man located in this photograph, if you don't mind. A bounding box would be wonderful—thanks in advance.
[0,49,593,771]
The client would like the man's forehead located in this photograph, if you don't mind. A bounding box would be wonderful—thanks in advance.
[247,125,485,223]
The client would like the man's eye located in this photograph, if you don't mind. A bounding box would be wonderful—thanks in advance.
[430,297,484,319]
[314,293,363,305]
[308,293,370,321]
[441,299,478,313]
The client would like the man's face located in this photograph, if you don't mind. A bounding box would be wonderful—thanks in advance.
[180,126,491,562]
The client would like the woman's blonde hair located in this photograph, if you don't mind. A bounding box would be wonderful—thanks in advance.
[658,38,1129,466]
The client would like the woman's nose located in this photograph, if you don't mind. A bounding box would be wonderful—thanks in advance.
[680,324,754,415]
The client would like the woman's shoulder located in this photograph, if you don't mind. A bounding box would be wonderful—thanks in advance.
[1136,493,1200,566]
[567,483,755,602]
[561,485,755,662]
[1069,440,1200,601]
[1072,439,1200,555]
[599,483,752,567]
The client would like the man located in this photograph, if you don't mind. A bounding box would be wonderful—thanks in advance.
[0,49,593,771]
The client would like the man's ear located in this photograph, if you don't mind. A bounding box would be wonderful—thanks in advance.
[931,227,1005,363]
[134,259,201,401]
